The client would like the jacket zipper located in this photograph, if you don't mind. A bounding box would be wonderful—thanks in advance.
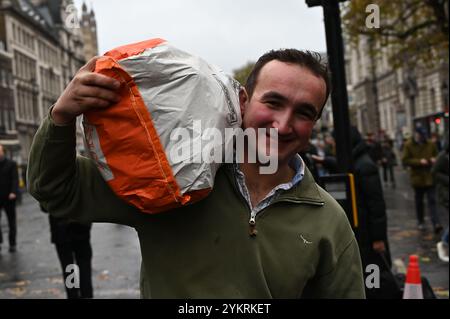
[248,199,324,237]
[249,211,258,237]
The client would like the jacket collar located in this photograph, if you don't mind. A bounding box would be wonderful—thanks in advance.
[224,164,324,206]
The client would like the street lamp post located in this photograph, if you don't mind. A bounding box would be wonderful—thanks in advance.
[306,0,353,173]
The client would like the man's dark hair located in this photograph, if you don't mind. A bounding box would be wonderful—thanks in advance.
[244,49,331,119]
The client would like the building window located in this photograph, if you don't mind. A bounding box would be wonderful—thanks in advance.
[8,71,13,88]
[3,108,9,131]
[0,108,4,132]
[25,91,29,121]
[31,35,35,51]
[16,54,21,78]
[33,94,39,121]
[23,91,28,121]
[430,88,437,113]
[0,69,5,88]
[12,23,16,41]
[38,41,42,59]
[5,108,11,131]
[17,91,23,120]
[10,109,16,131]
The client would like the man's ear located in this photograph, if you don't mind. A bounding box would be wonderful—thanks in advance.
[239,88,249,117]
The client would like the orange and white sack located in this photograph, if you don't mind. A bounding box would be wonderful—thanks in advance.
[82,38,242,214]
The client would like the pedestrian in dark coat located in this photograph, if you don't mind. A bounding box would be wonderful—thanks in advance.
[381,139,397,188]
[351,127,392,298]
[43,205,94,299]
[402,128,442,233]
[0,144,19,253]
[432,142,449,262]
[299,142,320,182]
[432,143,449,210]
[365,133,383,165]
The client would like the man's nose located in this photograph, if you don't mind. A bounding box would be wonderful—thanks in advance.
[273,111,293,135]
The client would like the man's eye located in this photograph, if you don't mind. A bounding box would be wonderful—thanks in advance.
[295,111,315,121]
[266,101,281,108]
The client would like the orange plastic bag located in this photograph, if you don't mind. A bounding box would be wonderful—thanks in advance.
[82,39,241,214]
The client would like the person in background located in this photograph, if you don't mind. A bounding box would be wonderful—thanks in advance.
[0,144,19,253]
[298,142,320,182]
[402,128,443,233]
[431,133,442,153]
[381,139,397,188]
[432,141,449,262]
[365,132,383,165]
[323,134,336,157]
[311,132,338,175]
[350,127,392,298]
[43,204,94,298]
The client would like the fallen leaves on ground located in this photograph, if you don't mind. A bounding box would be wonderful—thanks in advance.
[433,287,449,298]
[46,277,63,285]
[15,280,31,287]
[97,270,110,281]
[420,257,431,263]
[30,288,64,297]
[6,287,27,297]
[422,234,434,241]
[391,230,420,240]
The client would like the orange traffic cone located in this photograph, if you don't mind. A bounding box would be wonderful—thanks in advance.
[402,255,423,299]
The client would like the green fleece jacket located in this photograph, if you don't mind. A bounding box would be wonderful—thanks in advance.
[402,139,438,188]
[28,114,365,299]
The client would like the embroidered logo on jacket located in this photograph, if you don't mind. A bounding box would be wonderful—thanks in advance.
[300,235,313,245]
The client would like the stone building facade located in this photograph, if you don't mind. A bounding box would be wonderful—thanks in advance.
[0,0,97,167]
[345,35,448,142]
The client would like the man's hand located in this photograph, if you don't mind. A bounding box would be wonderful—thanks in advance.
[420,158,429,166]
[8,193,16,201]
[51,56,121,125]
[430,157,436,164]
[372,240,386,253]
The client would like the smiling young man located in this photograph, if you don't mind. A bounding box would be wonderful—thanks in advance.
[28,49,365,299]
[238,55,327,208]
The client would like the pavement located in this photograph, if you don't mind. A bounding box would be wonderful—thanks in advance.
[0,195,141,299]
[384,167,449,299]
[0,167,448,299]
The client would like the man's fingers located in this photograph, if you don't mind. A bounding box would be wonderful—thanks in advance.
[77,86,121,103]
[80,72,121,90]
[78,97,113,109]
[82,56,101,72]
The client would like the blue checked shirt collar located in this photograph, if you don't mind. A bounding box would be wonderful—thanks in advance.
[233,154,305,214]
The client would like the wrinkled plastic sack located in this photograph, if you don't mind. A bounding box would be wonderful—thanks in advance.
[82,38,242,214]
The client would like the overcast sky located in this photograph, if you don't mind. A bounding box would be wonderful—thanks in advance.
[73,0,327,74]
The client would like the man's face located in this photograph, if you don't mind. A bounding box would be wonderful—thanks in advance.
[414,132,424,143]
[240,60,326,165]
